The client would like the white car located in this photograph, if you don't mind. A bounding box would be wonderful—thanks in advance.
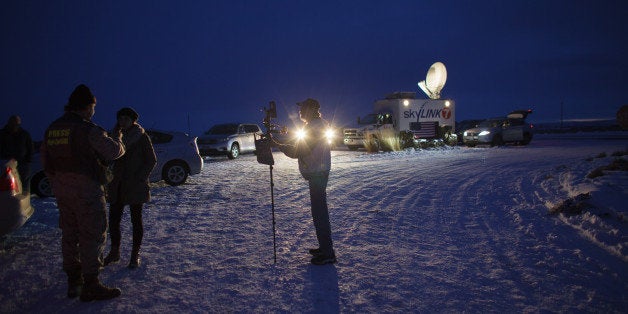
[197,123,262,159]
[30,129,203,198]
[462,110,534,147]
[1,159,34,237]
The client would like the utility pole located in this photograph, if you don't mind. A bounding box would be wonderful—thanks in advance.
[560,101,564,130]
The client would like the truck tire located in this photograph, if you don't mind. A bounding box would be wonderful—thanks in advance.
[365,137,380,153]
[521,133,532,145]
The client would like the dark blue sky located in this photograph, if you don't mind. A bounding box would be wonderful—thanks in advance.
[2,0,627,140]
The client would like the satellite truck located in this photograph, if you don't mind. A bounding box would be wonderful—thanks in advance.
[343,62,456,152]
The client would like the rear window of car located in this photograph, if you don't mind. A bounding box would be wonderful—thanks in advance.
[206,124,238,135]
[244,125,260,133]
[147,131,173,144]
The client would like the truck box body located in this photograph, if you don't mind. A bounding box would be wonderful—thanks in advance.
[343,92,456,150]
[374,97,455,139]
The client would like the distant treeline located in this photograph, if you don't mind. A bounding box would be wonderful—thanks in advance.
[534,119,623,133]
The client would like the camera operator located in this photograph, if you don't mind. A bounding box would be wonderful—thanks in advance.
[270,98,336,265]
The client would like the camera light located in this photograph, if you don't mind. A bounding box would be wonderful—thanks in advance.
[295,129,306,141]
[325,128,335,144]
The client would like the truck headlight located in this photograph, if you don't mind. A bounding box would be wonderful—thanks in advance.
[479,130,490,136]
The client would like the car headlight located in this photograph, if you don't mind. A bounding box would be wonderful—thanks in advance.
[479,130,490,136]
[463,131,468,136]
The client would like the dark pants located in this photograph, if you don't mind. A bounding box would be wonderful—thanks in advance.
[108,203,143,249]
[54,176,107,276]
[308,174,334,257]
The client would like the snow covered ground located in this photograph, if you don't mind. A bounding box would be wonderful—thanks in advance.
[1,134,626,313]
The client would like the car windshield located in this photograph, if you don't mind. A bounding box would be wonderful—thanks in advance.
[359,114,378,125]
[205,124,238,135]
[478,119,505,128]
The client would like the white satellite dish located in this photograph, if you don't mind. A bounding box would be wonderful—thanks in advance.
[417,62,447,99]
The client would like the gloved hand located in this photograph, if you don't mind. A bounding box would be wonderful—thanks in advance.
[267,133,279,147]
[111,123,123,141]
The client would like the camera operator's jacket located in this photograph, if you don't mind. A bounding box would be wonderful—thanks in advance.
[277,118,331,180]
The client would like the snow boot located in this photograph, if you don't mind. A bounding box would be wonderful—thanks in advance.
[309,248,322,256]
[66,270,83,298]
[79,274,121,302]
[103,247,120,266]
[310,254,337,265]
[128,246,141,269]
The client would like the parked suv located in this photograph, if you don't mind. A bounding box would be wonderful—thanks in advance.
[462,110,533,147]
[197,123,262,159]
[30,129,203,198]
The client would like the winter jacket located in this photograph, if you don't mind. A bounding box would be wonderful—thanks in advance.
[277,118,331,179]
[41,112,125,186]
[107,124,156,205]
[0,126,33,163]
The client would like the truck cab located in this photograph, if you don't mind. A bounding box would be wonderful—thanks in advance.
[342,113,380,151]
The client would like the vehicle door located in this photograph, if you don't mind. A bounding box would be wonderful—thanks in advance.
[502,119,524,141]
[242,124,261,152]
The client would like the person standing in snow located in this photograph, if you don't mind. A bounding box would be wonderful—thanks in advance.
[271,98,336,265]
[41,84,125,301]
[0,115,34,195]
[104,107,156,269]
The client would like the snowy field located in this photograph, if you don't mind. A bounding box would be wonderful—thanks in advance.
[1,134,627,313]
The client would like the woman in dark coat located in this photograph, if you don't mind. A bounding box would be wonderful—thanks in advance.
[104,107,156,269]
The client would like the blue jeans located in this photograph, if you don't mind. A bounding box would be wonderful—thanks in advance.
[308,174,334,257]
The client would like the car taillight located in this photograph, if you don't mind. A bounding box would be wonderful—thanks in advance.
[0,166,16,194]
[190,138,200,153]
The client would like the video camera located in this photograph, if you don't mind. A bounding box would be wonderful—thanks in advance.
[262,101,277,134]
[255,101,278,166]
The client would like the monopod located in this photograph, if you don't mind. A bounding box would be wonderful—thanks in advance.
[254,101,278,263]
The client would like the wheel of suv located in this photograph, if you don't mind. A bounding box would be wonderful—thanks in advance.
[162,161,188,186]
[31,171,53,198]
[228,143,240,159]
[521,133,532,145]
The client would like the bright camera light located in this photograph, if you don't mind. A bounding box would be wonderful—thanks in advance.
[403,100,410,107]
[445,101,450,107]
[325,128,335,144]
[479,130,490,136]
[295,129,306,140]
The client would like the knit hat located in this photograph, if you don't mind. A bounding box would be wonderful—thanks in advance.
[297,98,320,111]
[66,84,96,110]
[117,107,139,122]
